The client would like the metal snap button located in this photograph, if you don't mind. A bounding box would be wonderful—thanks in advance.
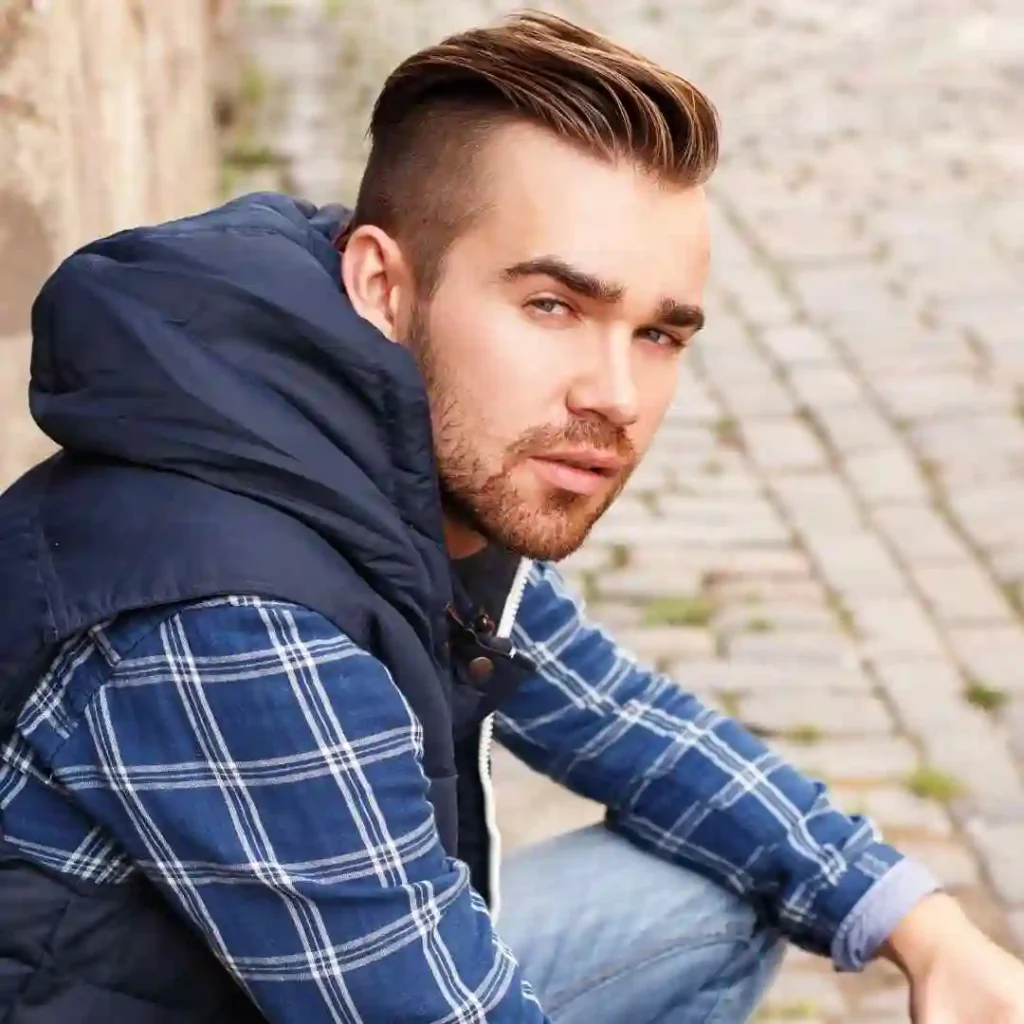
[467,656,494,683]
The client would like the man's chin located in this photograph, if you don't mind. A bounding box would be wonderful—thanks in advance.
[441,476,614,561]
[486,507,600,562]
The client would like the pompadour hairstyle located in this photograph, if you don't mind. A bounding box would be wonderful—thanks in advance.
[340,11,720,295]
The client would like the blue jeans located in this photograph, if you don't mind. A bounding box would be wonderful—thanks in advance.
[499,825,787,1024]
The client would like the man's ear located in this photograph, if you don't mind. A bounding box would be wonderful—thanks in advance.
[340,224,412,341]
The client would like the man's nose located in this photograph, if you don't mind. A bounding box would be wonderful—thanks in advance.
[566,335,640,428]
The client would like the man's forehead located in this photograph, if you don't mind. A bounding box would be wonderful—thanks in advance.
[459,123,710,291]
[482,130,705,223]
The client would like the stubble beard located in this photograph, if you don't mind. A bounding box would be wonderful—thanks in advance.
[406,304,635,561]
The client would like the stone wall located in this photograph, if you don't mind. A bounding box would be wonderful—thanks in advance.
[0,0,228,485]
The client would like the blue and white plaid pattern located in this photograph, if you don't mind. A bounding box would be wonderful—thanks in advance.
[0,561,937,1022]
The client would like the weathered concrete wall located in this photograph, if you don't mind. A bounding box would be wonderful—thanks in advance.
[0,0,226,485]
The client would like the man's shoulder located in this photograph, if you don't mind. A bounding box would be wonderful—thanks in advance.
[18,597,366,755]
[86,594,352,668]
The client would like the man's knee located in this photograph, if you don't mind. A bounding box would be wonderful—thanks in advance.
[500,824,786,1022]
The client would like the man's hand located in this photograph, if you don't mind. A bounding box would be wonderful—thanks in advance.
[882,892,1024,1022]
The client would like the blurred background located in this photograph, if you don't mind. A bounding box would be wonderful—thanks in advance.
[2,0,1024,1019]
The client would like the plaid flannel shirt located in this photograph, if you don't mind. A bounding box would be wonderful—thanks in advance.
[0,560,938,1023]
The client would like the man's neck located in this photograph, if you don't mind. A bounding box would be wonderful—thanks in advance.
[443,517,488,561]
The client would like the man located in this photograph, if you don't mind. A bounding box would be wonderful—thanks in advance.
[0,11,1022,1024]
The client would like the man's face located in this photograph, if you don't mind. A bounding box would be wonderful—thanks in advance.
[408,122,710,561]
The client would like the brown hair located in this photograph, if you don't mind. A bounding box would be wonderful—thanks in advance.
[341,10,719,295]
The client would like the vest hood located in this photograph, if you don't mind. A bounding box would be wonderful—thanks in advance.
[26,191,449,626]
[0,193,452,701]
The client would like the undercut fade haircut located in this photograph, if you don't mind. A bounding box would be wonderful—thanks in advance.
[339,11,720,296]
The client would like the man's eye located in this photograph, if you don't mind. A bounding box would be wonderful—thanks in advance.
[528,297,571,315]
[640,327,685,350]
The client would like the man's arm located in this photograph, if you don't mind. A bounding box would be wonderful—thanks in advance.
[49,596,548,1023]
[496,561,940,972]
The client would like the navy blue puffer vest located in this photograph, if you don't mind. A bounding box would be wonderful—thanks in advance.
[0,193,530,1022]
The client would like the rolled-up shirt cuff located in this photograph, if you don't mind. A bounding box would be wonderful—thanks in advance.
[830,857,943,972]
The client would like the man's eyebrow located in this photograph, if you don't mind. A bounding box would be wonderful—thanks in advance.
[656,297,705,332]
[501,256,705,332]
[500,257,624,303]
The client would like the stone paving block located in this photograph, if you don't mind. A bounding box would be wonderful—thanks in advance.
[698,332,776,382]
[880,687,1024,808]
[786,266,904,329]
[915,730,1024,808]
[714,601,838,635]
[650,422,723,453]
[664,397,724,427]
[582,602,646,631]
[747,208,879,265]
[935,451,1024,492]
[738,689,893,736]
[622,552,798,593]
[727,630,857,665]
[812,404,902,457]
[628,549,811,587]
[672,465,767,494]
[881,678,988,733]
[759,324,838,364]
[622,458,674,492]
[786,365,867,410]
[760,955,846,1018]
[841,449,932,506]
[675,659,875,694]
[721,277,798,331]
[988,544,1024,588]
[558,544,613,575]
[635,517,795,550]
[844,337,979,377]
[898,839,983,889]
[700,544,819,577]
[869,505,971,563]
[924,625,1024,693]
[592,495,663,527]
[871,657,966,695]
[965,820,1024,906]
[829,784,953,838]
[946,482,1024,550]
[770,736,919,785]
[909,561,1015,626]
[770,473,864,531]
[909,412,1024,463]
[712,581,831,610]
[873,371,999,421]
[614,625,717,664]
[741,420,830,473]
[801,531,909,596]
[596,568,707,602]
[711,377,799,419]
[843,596,948,657]
[655,493,783,524]
[492,745,603,854]
[589,517,777,548]
[853,985,911,1019]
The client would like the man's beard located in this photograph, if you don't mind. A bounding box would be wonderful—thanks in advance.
[407,304,635,561]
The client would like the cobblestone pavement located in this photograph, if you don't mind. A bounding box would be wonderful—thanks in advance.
[246,0,1024,1018]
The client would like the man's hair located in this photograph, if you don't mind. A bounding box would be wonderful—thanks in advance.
[341,11,720,295]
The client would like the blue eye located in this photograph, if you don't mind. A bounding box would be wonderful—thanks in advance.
[528,297,571,315]
[640,327,685,350]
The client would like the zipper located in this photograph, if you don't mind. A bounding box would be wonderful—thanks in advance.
[479,557,532,921]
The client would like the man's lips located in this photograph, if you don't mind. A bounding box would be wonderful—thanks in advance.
[533,449,626,473]
[527,449,625,495]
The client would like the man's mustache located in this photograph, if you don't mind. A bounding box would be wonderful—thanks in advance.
[505,420,636,467]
